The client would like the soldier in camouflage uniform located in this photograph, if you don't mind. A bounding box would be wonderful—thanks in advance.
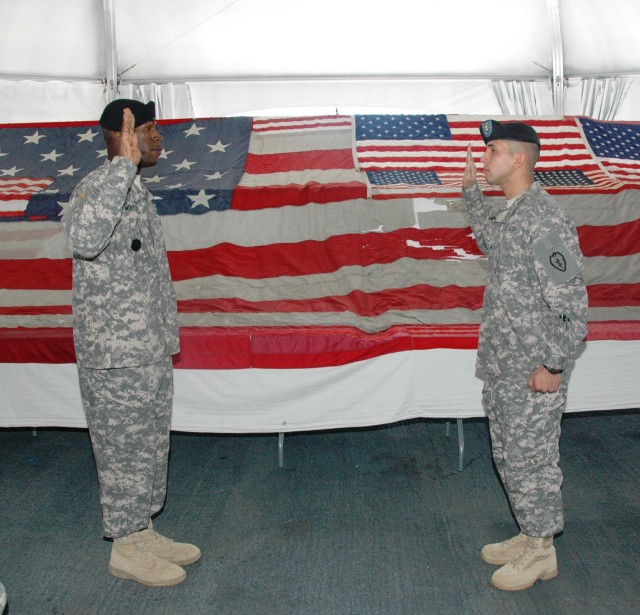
[63,99,200,587]
[461,120,588,591]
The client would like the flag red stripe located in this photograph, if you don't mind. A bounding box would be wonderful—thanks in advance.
[248,334,478,368]
[585,320,640,341]
[3,283,636,319]
[253,120,353,132]
[168,227,482,281]
[578,219,640,257]
[602,161,640,170]
[587,283,640,306]
[2,321,640,368]
[0,305,72,315]
[251,116,352,132]
[231,182,367,210]
[0,327,77,363]
[0,258,72,290]
[244,149,356,173]
[177,284,486,316]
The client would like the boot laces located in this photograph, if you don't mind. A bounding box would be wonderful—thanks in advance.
[501,533,525,547]
[146,527,174,547]
[511,547,535,570]
[510,539,547,571]
[134,539,158,561]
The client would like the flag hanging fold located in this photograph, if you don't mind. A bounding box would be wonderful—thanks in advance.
[1,114,639,368]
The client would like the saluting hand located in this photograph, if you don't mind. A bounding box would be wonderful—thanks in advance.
[117,108,142,166]
[462,144,477,189]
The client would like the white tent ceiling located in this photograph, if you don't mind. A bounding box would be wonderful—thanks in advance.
[1,0,639,122]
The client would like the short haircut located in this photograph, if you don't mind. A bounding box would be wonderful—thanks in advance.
[506,139,540,170]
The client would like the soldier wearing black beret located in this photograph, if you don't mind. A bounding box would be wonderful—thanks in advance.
[479,119,541,148]
[99,99,156,132]
[461,124,588,591]
[63,100,201,587]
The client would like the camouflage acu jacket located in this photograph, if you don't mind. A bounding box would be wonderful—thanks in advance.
[463,181,588,379]
[63,157,180,368]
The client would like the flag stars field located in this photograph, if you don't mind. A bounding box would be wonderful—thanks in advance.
[77,129,99,143]
[23,131,46,144]
[143,175,167,184]
[57,165,80,177]
[1,166,21,176]
[41,150,64,162]
[208,140,230,153]
[184,123,206,137]
[188,189,216,209]
[173,159,197,171]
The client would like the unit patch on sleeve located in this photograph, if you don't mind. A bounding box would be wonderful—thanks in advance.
[532,230,580,284]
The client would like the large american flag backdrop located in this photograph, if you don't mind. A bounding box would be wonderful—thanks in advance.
[1,114,639,369]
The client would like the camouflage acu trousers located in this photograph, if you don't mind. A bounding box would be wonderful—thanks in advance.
[78,356,174,539]
[482,376,567,538]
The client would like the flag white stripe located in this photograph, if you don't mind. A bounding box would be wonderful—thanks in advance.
[0,200,28,213]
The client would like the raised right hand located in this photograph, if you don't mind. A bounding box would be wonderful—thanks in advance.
[117,108,142,166]
[462,144,477,189]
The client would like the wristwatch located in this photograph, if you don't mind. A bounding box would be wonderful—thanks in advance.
[543,365,564,375]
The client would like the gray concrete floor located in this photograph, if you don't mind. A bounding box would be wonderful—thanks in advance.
[1,410,638,615]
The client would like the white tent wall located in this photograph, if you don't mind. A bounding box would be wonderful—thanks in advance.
[1,0,639,123]
[0,80,106,124]
[2,76,640,124]
[157,79,507,118]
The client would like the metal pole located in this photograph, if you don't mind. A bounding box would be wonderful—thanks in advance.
[103,0,119,102]
[547,0,565,115]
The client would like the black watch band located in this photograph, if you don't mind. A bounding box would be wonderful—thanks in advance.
[543,365,564,375]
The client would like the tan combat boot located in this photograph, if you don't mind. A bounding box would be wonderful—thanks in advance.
[481,532,528,565]
[491,535,557,591]
[109,532,186,587]
[138,520,201,566]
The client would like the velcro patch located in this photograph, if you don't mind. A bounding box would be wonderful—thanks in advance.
[532,231,580,284]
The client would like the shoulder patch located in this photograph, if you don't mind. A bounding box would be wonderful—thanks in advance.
[532,230,580,284]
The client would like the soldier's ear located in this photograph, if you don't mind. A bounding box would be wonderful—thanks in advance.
[513,150,527,170]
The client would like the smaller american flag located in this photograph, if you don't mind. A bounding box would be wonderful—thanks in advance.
[580,117,640,181]
[0,177,54,218]
[355,115,640,199]
[534,170,594,187]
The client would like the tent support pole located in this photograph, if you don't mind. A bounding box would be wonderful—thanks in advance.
[547,0,565,115]
[103,0,119,102]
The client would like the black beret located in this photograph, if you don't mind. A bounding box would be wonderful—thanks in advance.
[480,119,540,148]
[99,99,156,131]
